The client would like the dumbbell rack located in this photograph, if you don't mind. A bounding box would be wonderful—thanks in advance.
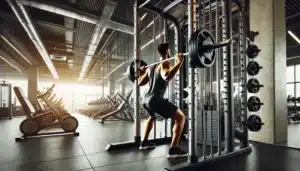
[287,97,300,123]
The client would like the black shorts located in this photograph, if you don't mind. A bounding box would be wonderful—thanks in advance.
[142,95,178,119]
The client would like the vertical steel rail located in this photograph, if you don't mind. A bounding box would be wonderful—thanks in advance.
[222,0,234,153]
[153,13,157,140]
[173,25,179,137]
[188,0,198,162]
[134,0,141,143]
[241,2,249,148]
[208,0,213,157]
[215,0,222,155]
[202,0,207,159]
[164,19,168,138]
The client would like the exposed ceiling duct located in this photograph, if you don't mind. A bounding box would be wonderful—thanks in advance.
[0,49,25,72]
[7,0,59,79]
[65,0,76,69]
[17,0,134,35]
[79,0,117,80]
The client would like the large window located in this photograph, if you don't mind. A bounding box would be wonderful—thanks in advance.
[286,65,300,98]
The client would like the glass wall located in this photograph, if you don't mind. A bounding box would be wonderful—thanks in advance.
[39,82,107,112]
[4,77,108,113]
[286,65,300,97]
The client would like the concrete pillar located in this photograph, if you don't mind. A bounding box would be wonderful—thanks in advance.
[249,0,287,144]
[27,67,39,106]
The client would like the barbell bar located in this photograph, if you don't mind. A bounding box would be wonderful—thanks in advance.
[125,29,232,83]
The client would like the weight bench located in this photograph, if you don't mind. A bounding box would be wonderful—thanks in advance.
[91,94,120,118]
[99,90,133,123]
[14,87,79,141]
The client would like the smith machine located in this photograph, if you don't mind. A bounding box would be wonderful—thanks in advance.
[106,0,264,170]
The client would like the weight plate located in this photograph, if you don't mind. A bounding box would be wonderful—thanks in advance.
[247,78,262,93]
[188,29,216,68]
[247,115,263,132]
[184,80,187,88]
[183,90,188,98]
[246,45,260,58]
[127,60,147,83]
[247,96,262,112]
[246,61,261,76]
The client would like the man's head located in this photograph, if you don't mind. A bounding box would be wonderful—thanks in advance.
[157,43,170,59]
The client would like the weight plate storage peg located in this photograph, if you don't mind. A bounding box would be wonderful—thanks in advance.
[246,115,264,132]
[247,78,263,93]
[247,96,264,112]
[246,45,261,58]
[246,61,262,76]
[127,60,147,82]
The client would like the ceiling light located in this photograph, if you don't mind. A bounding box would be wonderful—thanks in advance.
[288,30,300,44]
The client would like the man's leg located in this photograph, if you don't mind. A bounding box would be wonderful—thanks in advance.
[170,109,185,147]
[142,117,155,142]
[167,109,188,158]
[140,104,156,150]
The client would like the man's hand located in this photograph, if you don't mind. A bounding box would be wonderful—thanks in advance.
[139,66,147,74]
[176,53,184,63]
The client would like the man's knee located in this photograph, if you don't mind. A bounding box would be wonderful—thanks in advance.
[174,109,185,121]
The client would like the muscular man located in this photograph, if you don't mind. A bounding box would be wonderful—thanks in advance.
[137,43,188,158]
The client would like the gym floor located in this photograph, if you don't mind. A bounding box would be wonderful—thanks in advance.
[1,114,300,171]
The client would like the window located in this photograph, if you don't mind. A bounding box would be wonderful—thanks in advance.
[296,83,300,98]
[286,66,295,83]
[287,83,295,97]
[296,65,300,82]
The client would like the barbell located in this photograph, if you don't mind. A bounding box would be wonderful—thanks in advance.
[125,29,232,83]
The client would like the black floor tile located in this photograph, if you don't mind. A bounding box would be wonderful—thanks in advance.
[0,156,91,171]
[87,144,188,168]
[93,157,187,171]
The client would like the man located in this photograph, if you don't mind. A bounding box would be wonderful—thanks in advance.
[137,43,188,158]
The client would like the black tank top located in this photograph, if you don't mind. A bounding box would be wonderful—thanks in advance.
[145,64,168,97]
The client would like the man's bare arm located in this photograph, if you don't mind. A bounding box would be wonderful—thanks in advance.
[138,71,149,86]
[160,54,184,81]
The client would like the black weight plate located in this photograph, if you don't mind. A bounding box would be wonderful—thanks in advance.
[246,45,260,58]
[184,80,187,88]
[127,60,148,83]
[247,96,262,112]
[183,102,188,110]
[247,78,261,93]
[199,30,215,67]
[297,97,300,102]
[188,31,199,67]
[183,90,188,98]
[247,115,263,132]
[128,62,135,82]
[246,61,261,76]
[188,29,216,68]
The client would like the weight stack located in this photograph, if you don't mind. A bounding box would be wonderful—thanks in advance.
[196,109,220,146]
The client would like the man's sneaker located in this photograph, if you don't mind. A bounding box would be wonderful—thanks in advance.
[167,147,188,158]
[139,141,156,150]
